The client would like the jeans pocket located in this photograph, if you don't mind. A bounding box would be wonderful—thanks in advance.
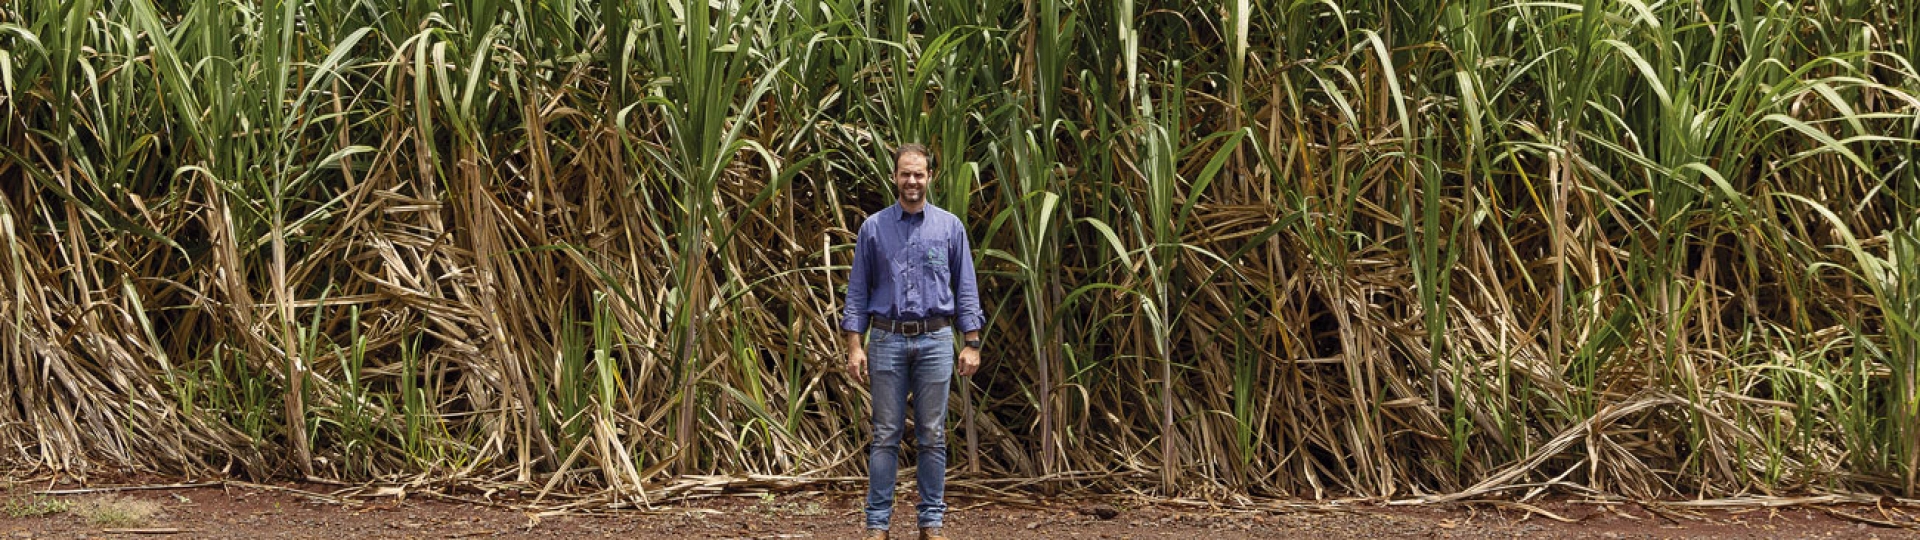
[867,330,900,370]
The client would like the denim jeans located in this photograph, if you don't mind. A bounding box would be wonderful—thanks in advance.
[864,326,952,531]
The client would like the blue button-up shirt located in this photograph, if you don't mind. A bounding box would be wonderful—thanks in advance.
[841,203,984,334]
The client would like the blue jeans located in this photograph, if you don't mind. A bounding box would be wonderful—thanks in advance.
[864,326,952,530]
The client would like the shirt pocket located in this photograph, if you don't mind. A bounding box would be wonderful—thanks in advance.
[914,238,953,307]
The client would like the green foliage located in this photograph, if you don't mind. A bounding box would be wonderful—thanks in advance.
[2,496,72,519]
[0,0,1916,500]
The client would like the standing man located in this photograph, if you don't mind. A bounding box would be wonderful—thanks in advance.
[842,143,984,540]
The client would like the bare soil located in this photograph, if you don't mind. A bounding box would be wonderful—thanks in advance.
[4,476,1918,539]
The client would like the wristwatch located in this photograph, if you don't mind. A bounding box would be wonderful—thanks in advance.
[964,339,983,350]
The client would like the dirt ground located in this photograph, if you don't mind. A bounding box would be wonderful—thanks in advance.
[5,477,1920,539]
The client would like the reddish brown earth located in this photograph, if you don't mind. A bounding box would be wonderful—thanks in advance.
[4,476,1919,539]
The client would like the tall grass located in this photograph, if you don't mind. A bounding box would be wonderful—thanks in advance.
[1,0,1917,500]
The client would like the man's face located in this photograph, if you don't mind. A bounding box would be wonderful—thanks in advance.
[893,152,931,206]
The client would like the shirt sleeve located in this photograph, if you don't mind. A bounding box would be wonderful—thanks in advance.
[841,220,875,334]
[951,223,985,334]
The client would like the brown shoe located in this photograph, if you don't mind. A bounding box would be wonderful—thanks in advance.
[918,527,948,540]
[863,529,888,540]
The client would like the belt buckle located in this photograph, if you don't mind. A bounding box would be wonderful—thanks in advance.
[900,320,924,336]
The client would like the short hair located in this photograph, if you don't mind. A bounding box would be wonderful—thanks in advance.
[893,143,933,170]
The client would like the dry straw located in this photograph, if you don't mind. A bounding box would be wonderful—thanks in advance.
[0,0,1916,505]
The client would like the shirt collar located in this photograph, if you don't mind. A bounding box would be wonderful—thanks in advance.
[894,202,935,221]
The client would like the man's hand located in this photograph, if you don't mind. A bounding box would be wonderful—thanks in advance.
[957,345,981,377]
[844,328,867,382]
[844,343,867,382]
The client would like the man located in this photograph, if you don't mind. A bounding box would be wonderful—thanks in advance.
[842,143,984,540]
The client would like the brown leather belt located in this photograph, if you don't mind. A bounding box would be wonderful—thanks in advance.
[870,316,951,336]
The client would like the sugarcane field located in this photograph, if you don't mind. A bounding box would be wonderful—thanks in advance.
[3,0,1919,538]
